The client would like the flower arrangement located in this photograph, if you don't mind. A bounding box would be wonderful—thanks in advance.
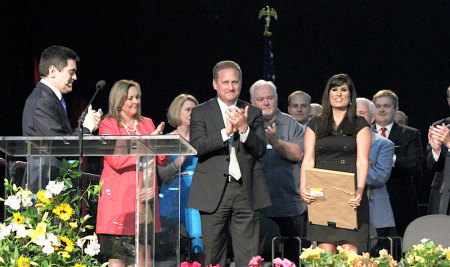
[0,160,105,267]
[400,238,450,266]
[300,245,397,267]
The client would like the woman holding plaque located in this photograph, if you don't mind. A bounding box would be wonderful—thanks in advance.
[96,79,167,267]
[300,74,371,253]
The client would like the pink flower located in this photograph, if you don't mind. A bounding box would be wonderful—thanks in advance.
[207,265,221,267]
[180,262,191,267]
[191,262,202,267]
[273,257,284,266]
[281,258,296,267]
[249,255,263,266]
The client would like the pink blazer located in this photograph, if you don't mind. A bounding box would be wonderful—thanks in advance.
[96,117,167,235]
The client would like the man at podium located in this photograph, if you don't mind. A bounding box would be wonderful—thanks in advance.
[22,45,102,192]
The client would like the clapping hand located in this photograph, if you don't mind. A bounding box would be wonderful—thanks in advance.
[225,105,249,135]
[151,122,165,135]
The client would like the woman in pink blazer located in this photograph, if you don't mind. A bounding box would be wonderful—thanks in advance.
[96,79,167,267]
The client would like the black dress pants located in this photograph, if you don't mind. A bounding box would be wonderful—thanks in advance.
[200,178,260,267]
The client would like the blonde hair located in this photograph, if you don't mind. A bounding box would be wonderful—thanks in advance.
[373,89,399,108]
[167,94,198,127]
[105,79,142,124]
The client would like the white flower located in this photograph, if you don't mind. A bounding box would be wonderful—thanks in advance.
[76,238,85,249]
[15,224,28,238]
[420,238,429,244]
[0,224,12,240]
[85,240,101,256]
[36,235,48,246]
[22,197,33,208]
[42,245,55,255]
[45,181,66,195]
[47,233,59,246]
[5,195,21,210]
[44,191,53,199]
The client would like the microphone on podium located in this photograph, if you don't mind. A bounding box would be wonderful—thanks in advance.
[78,80,106,125]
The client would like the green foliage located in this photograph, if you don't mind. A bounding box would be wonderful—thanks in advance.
[0,160,103,267]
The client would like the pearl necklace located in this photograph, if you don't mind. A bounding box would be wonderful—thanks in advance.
[120,120,140,135]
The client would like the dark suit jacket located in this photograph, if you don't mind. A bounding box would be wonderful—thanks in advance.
[426,117,450,215]
[22,81,89,136]
[385,121,423,235]
[187,98,271,213]
[21,82,89,191]
[386,122,424,191]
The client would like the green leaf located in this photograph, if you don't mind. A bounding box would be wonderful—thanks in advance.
[70,160,80,168]
[62,158,70,168]
[59,168,67,177]
[64,179,73,188]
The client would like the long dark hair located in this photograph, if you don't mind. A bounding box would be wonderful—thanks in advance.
[315,74,357,138]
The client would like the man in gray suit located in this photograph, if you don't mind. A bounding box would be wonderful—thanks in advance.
[188,61,271,267]
[426,86,450,215]
[357,98,398,254]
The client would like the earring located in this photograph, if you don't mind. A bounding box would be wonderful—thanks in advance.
[118,107,122,111]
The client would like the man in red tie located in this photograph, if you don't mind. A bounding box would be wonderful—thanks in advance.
[373,90,423,237]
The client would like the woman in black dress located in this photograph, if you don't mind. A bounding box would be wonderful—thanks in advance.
[300,74,371,253]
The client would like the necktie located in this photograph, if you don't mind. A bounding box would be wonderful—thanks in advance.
[228,134,241,180]
[380,127,387,138]
[60,97,67,115]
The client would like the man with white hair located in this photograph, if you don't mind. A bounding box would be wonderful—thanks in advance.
[356,97,398,255]
[250,80,306,264]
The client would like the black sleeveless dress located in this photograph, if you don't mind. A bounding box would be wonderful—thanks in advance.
[306,116,370,243]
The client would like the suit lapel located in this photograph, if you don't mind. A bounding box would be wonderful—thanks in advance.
[209,98,226,131]
[40,83,73,132]
[388,122,401,144]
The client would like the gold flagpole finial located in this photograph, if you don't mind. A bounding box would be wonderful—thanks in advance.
[258,6,277,36]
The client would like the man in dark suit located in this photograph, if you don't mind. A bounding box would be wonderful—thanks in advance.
[188,60,271,267]
[426,86,450,215]
[373,90,423,237]
[22,45,102,192]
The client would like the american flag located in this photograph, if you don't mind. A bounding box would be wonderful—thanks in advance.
[263,35,276,83]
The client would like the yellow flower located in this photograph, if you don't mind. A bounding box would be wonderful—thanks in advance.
[444,248,450,260]
[52,203,74,221]
[37,190,53,204]
[414,255,425,263]
[28,221,47,242]
[74,264,87,267]
[69,222,78,229]
[13,212,24,225]
[55,236,74,253]
[17,256,30,267]
[60,251,70,258]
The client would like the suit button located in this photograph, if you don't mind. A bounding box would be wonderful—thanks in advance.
[343,146,348,151]
[321,160,326,164]
[223,173,227,177]
[226,157,230,162]
[340,159,346,164]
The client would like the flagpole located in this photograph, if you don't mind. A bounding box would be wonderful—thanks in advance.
[259,6,277,83]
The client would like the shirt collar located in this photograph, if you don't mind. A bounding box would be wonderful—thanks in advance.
[375,121,394,136]
[217,97,237,114]
[40,79,63,100]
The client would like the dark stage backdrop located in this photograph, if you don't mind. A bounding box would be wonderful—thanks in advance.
[1,1,449,142]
